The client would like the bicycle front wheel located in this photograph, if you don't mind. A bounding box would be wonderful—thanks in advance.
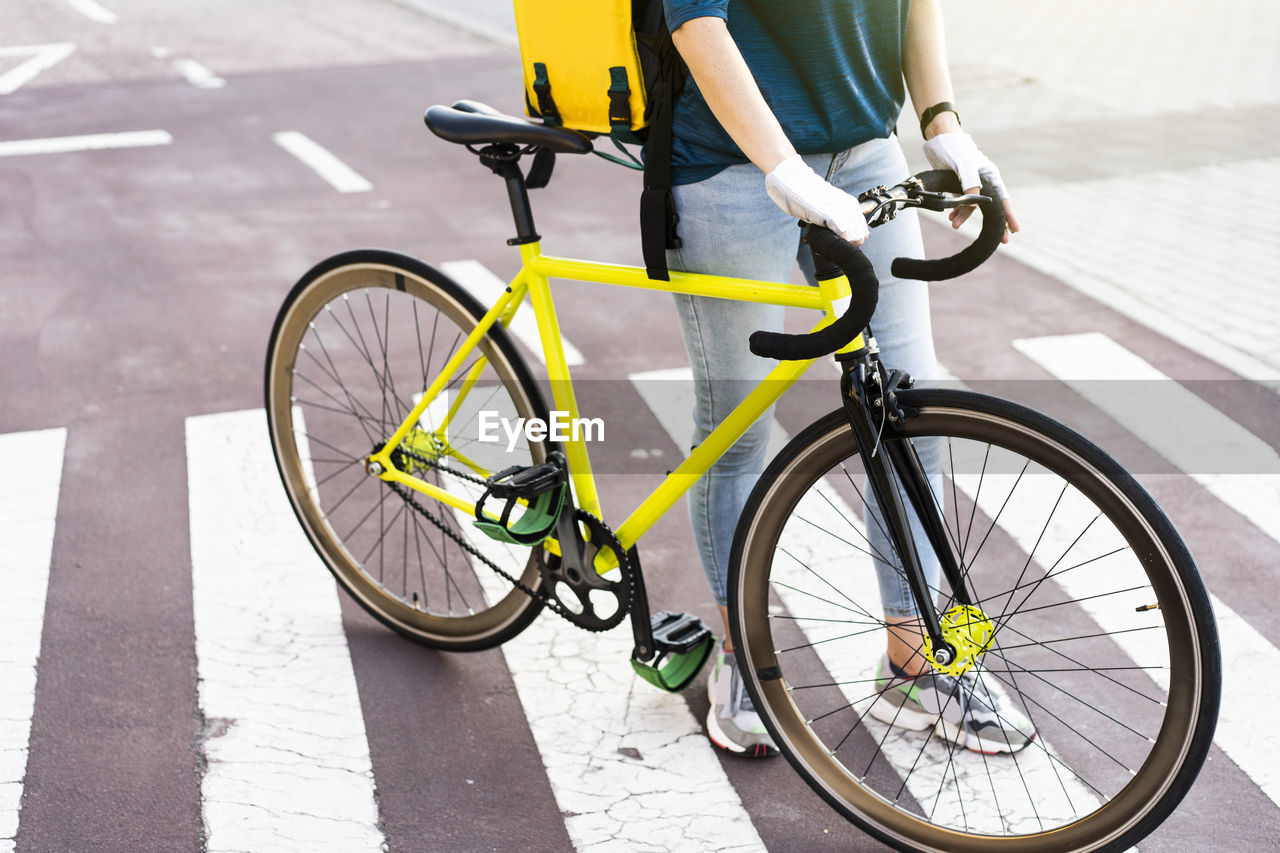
[265,250,550,650]
[730,389,1219,852]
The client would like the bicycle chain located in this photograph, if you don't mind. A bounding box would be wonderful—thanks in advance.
[387,448,633,631]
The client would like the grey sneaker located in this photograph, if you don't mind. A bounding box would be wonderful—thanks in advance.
[868,656,1036,755]
[706,651,778,759]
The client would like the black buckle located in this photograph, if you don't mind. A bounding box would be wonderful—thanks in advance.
[607,66,632,128]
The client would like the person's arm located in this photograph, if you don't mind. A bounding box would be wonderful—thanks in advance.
[670,16,788,172]
[671,16,795,173]
[902,0,961,140]
[902,0,1020,238]
[670,16,868,244]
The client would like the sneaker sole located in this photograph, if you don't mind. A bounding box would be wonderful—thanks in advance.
[869,694,1036,755]
[706,709,778,759]
[935,718,1037,755]
[867,693,935,731]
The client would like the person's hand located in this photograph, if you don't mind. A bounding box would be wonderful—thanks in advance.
[922,131,1021,242]
[764,155,869,245]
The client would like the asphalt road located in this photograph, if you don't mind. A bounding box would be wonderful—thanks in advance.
[3,2,1279,851]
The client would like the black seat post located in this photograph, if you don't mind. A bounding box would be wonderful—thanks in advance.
[479,145,539,245]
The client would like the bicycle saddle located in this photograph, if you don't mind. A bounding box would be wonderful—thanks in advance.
[424,101,593,155]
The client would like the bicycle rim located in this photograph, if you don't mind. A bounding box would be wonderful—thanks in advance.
[265,251,549,650]
[730,390,1218,852]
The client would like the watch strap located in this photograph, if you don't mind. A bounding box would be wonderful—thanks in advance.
[919,101,960,135]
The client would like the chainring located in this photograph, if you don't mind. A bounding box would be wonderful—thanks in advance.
[539,508,633,632]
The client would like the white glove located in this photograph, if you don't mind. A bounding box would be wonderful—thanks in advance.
[923,131,1009,200]
[764,155,869,243]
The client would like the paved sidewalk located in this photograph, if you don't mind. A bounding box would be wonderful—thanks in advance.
[932,0,1280,381]
[391,0,1280,380]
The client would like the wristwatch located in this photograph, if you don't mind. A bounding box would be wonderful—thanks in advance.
[919,101,960,136]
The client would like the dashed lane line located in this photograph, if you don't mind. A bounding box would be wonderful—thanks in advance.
[0,44,75,95]
[186,410,385,852]
[66,0,118,25]
[0,129,172,157]
[272,131,373,194]
[0,428,67,853]
[173,58,225,90]
[441,259,586,367]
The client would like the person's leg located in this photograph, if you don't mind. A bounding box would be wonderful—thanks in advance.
[812,141,1037,753]
[668,158,828,757]
[796,137,943,676]
[667,161,804,631]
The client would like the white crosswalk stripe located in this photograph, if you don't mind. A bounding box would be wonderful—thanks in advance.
[1013,332,1280,543]
[0,428,67,853]
[5,325,1278,848]
[186,410,386,852]
[630,367,1097,834]
[421,396,766,852]
[1013,332,1280,806]
[442,259,586,367]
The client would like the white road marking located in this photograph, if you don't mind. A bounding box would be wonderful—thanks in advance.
[0,428,67,853]
[776,479,1102,834]
[272,131,372,194]
[631,366,1095,834]
[628,366,788,459]
[1013,331,1280,805]
[0,129,172,158]
[923,206,1280,390]
[421,393,765,852]
[0,43,75,95]
[1012,333,1280,544]
[173,58,226,89]
[186,410,385,852]
[441,259,585,367]
[66,0,118,24]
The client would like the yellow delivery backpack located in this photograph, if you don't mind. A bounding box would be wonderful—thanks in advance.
[512,0,685,280]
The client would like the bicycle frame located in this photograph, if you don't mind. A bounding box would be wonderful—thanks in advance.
[365,238,863,571]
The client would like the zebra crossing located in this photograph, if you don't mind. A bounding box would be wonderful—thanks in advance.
[187,410,385,852]
[3,314,1279,850]
[0,429,66,853]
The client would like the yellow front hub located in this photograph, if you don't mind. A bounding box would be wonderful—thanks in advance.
[922,604,995,677]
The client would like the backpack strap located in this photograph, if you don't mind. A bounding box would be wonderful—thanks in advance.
[532,62,562,126]
[640,39,683,282]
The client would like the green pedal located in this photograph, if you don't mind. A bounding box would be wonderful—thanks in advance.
[472,453,567,546]
[631,611,715,693]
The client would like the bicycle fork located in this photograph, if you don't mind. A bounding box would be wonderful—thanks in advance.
[837,344,972,670]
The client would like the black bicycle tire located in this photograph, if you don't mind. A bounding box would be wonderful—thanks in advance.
[729,389,1220,853]
[265,249,552,651]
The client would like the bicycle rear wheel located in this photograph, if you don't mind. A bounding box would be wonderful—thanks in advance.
[730,389,1219,852]
[265,250,550,650]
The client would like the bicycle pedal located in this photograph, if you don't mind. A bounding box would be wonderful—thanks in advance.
[473,452,567,546]
[630,611,715,693]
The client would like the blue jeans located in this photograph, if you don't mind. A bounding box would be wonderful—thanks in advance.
[668,136,943,615]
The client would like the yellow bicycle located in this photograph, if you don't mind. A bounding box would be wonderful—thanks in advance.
[264,101,1220,852]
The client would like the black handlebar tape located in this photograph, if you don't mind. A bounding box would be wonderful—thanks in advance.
[890,169,1006,282]
[748,228,879,361]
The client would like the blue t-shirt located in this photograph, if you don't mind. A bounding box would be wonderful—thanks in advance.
[662,0,910,184]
